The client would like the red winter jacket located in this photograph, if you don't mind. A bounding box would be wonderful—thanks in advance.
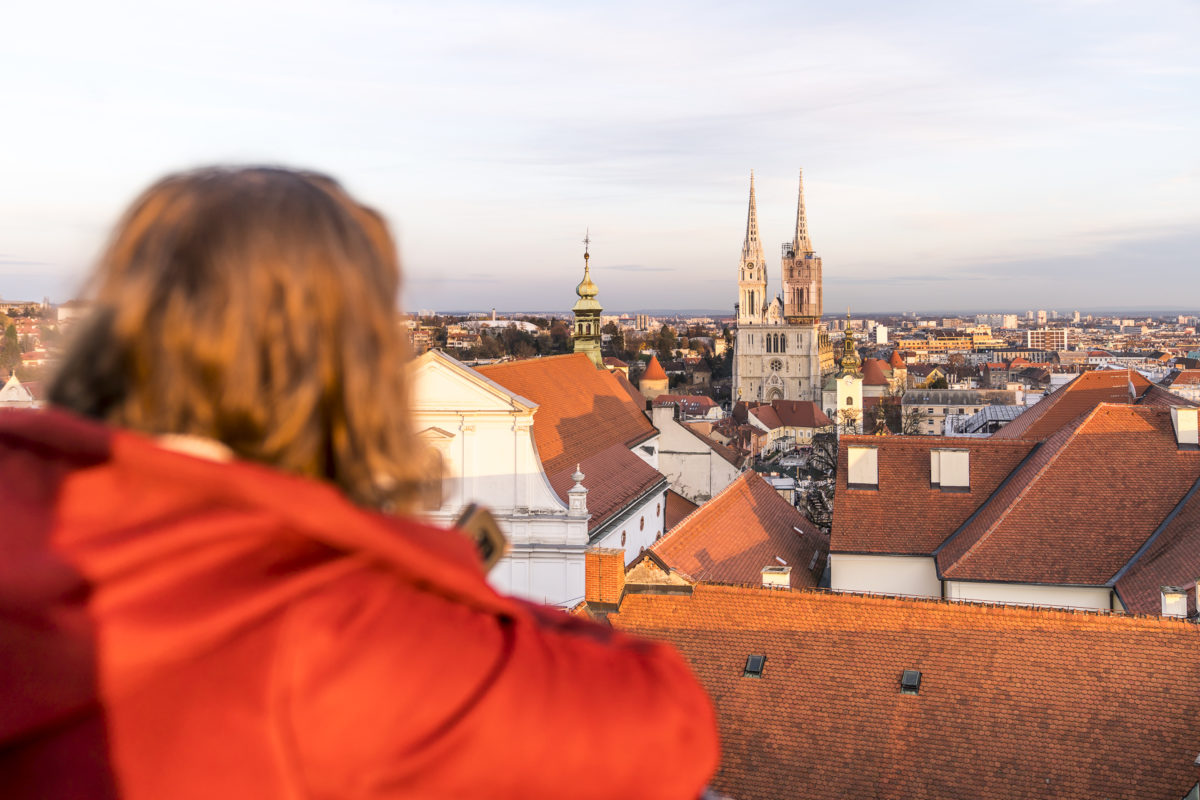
[0,408,718,799]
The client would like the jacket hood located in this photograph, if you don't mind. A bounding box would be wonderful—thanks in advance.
[0,407,501,750]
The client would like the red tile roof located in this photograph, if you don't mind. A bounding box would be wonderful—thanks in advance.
[861,359,889,386]
[654,472,826,589]
[1115,479,1200,614]
[889,351,905,369]
[663,489,699,531]
[607,585,1200,800]
[993,369,1153,441]
[832,435,1035,555]
[1170,369,1200,387]
[749,400,831,431]
[642,355,668,381]
[938,404,1200,585]
[612,370,648,409]
[478,354,664,531]
[653,394,718,414]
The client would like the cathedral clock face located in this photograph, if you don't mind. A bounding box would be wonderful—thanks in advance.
[770,359,783,372]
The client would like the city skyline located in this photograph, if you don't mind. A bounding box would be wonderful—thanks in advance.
[2,1,1197,311]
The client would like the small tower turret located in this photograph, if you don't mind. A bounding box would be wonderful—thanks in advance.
[572,231,604,368]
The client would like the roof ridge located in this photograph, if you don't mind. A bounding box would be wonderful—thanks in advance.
[654,470,754,546]
[938,409,1092,574]
[685,582,1200,626]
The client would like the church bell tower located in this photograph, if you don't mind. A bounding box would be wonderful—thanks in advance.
[782,169,822,321]
[572,232,604,368]
[736,171,768,326]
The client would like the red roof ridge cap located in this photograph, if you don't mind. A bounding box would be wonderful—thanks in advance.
[685,583,1200,627]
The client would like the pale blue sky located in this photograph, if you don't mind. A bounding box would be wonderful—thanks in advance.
[2,0,1197,313]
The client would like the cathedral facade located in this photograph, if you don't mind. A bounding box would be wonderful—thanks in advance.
[732,171,835,404]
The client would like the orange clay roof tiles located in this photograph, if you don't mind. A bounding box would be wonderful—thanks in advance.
[993,369,1152,441]
[831,435,1035,555]
[663,489,699,531]
[653,471,826,589]
[607,585,1200,800]
[938,404,1200,585]
[1171,370,1200,387]
[642,355,668,381]
[478,354,664,531]
[861,359,889,386]
[612,370,649,409]
[1115,480,1200,614]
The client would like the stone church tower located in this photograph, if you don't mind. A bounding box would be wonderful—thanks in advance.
[732,171,834,403]
[781,169,822,320]
[736,172,768,327]
[572,236,603,368]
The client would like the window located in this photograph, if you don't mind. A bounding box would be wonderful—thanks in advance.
[620,531,626,546]
[846,446,878,489]
[846,397,854,406]
[639,518,645,530]
[931,449,970,491]
[744,654,766,678]
[656,503,661,517]
[901,669,922,695]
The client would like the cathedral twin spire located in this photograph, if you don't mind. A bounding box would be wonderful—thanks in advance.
[742,170,767,266]
[793,169,812,255]
[738,170,819,324]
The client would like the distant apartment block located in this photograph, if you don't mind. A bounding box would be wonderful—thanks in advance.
[1025,328,1068,350]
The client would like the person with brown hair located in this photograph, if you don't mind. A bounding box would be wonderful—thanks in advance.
[0,167,718,798]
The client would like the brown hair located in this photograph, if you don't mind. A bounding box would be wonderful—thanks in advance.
[49,166,422,511]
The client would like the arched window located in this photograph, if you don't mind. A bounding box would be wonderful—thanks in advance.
[620,531,627,546]
[766,335,773,354]
[780,334,786,353]
[846,396,854,406]
[656,502,661,517]
[640,517,645,531]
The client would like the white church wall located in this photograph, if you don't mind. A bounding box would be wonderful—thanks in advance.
[652,406,742,504]
[411,351,590,607]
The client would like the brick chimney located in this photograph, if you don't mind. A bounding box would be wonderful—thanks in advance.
[585,548,626,606]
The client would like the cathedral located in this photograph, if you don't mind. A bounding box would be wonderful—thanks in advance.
[732,170,835,403]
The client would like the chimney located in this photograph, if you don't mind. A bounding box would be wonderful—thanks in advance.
[1171,408,1199,450]
[761,565,792,590]
[585,548,626,605]
[1161,586,1188,618]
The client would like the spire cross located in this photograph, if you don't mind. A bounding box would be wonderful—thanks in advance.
[582,229,591,257]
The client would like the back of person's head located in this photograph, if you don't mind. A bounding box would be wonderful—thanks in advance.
[50,166,422,511]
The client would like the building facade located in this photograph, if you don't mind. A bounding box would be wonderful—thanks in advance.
[732,171,834,404]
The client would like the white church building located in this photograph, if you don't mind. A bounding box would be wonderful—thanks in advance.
[411,251,671,607]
